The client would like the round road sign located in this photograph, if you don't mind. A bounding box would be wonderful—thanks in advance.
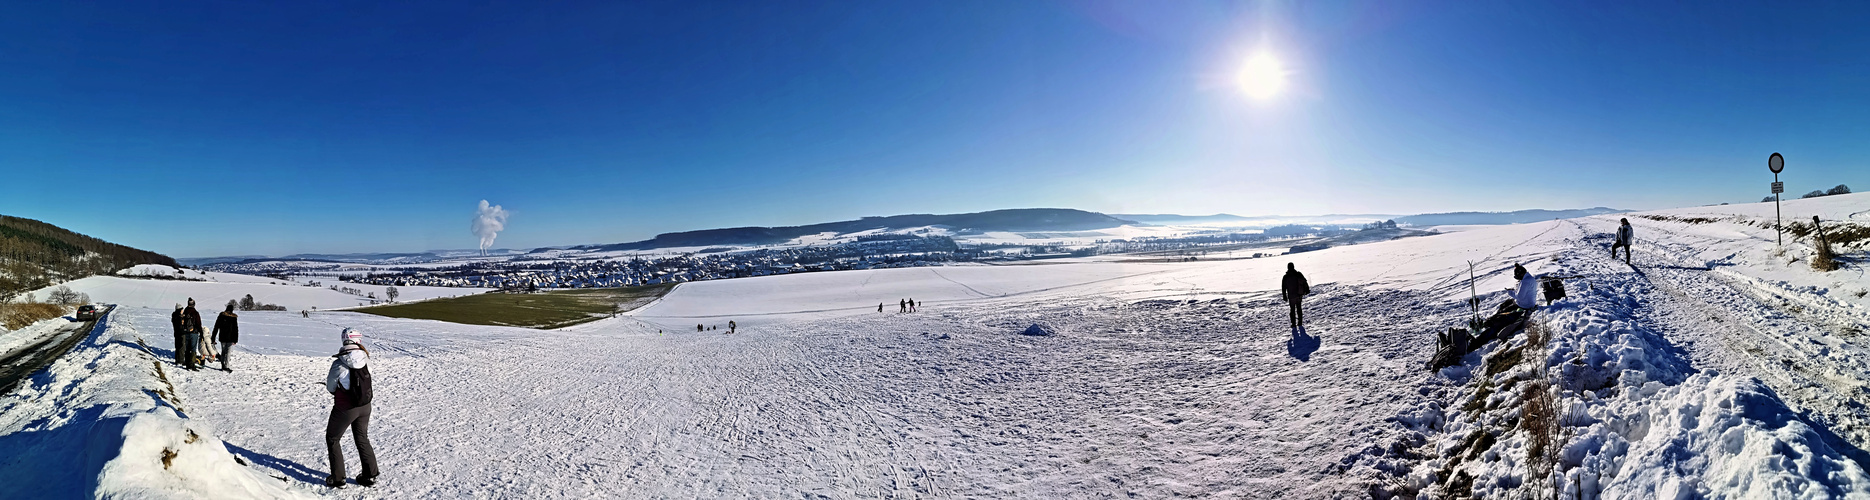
[1769,152,1784,174]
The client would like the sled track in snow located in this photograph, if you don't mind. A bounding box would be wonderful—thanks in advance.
[1564,218,1870,467]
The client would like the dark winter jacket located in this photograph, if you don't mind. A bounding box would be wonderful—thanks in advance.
[212,311,239,344]
[1282,270,1310,301]
[181,307,204,335]
[170,309,185,335]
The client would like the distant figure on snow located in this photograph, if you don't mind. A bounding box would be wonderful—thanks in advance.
[181,299,205,370]
[324,328,379,488]
[728,321,736,334]
[212,303,240,372]
[909,299,917,313]
[899,299,907,313]
[1611,218,1634,264]
[1281,263,1310,331]
[878,303,884,313]
[697,323,705,333]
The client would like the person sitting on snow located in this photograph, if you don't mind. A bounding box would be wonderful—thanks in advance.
[1512,263,1542,311]
[1474,264,1541,345]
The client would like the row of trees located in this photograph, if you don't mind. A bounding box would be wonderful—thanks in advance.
[231,294,288,311]
[1763,184,1851,202]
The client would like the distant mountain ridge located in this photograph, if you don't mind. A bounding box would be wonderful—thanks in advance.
[1113,213,1401,225]
[578,208,1135,251]
[1394,207,1628,227]
[180,206,1630,263]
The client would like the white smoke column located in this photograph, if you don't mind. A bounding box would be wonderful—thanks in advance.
[471,200,509,256]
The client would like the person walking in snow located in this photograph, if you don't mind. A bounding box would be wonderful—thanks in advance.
[212,302,240,372]
[878,303,884,313]
[899,299,907,313]
[909,299,917,313]
[324,328,379,488]
[181,299,205,370]
[171,304,186,365]
[1282,263,1311,331]
[1611,218,1634,264]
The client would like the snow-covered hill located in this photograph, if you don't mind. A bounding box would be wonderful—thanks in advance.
[3,194,1867,497]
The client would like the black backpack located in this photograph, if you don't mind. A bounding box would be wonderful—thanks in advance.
[347,366,373,406]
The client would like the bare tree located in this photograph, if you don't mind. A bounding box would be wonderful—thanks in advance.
[1802,190,1827,199]
[48,286,81,305]
[386,286,399,302]
[240,294,256,311]
[1828,184,1852,196]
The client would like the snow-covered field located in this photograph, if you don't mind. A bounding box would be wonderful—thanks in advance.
[4,194,1869,497]
[15,264,489,311]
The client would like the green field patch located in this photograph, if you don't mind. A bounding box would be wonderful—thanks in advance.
[353,284,674,329]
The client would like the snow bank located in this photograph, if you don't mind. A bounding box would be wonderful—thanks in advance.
[1536,270,1870,499]
[1373,223,1870,499]
[0,309,315,499]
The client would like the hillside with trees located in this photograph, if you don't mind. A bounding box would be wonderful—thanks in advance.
[0,214,178,302]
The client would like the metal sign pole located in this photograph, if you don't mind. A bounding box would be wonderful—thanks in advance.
[1770,153,1785,249]
[1468,261,1479,331]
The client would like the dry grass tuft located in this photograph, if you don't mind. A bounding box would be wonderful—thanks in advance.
[1,302,67,330]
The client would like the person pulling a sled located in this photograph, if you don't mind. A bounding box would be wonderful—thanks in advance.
[1282,263,1310,331]
[324,328,379,488]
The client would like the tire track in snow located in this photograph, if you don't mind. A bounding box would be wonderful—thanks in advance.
[1564,218,1870,466]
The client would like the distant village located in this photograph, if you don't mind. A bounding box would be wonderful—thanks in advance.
[203,228,1358,292]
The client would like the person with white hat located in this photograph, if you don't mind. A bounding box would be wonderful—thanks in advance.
[324,328,379,488]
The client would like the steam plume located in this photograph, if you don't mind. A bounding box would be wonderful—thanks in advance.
[471,200,509,255]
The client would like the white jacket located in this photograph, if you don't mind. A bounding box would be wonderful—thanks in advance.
[1615,224,1633,245]
[1514,273,1542,310]
[326,346,369,393]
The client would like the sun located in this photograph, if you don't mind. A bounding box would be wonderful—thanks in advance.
[1237,51,1287,100]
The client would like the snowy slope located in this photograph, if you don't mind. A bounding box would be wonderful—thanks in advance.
[0,309,315,499]
[21,266,488,311]
[5,197,1869,497]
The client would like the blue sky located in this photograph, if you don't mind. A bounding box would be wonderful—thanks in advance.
[2,1,1866,257]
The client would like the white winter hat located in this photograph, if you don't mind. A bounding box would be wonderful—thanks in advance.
[341,328,362,345]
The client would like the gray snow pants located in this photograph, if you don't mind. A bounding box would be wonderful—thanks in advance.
[219,343,235,370]
[181,333,200,368]
[326,404,380,481]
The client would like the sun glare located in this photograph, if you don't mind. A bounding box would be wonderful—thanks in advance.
[1237,52,1287,101]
